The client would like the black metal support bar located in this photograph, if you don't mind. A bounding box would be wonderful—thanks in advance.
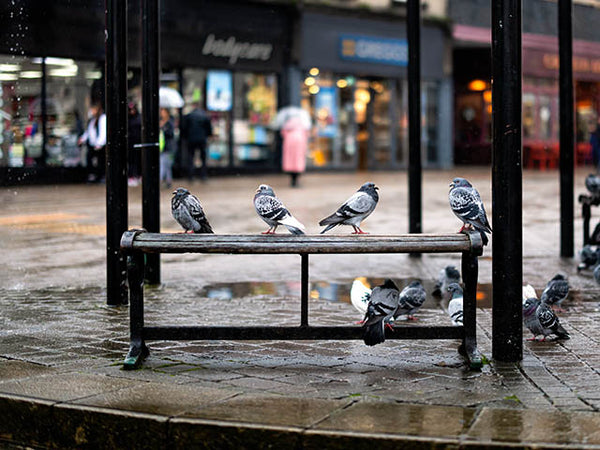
[491,0,523,362]
[559,0,574,258]
[141,0,161,284]
[407,0,422,238]
[583,202,591,246]
[461,251,481,369]
[105,0,129,306]
[124,252,149,369]
[301,254,309,327]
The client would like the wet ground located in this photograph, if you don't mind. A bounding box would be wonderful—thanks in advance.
[1,168,600,448]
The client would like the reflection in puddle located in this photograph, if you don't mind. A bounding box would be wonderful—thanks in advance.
[200,278,494,308]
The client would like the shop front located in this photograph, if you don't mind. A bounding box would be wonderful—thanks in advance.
[298,11,452,171]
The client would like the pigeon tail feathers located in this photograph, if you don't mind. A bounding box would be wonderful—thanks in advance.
[363,319,385,346]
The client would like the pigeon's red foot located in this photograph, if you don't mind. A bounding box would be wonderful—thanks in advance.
[384,323,395,331]
[261,230,275,234]
[354,320,365,325]
[526,337,538,341]
[351,227,369,234]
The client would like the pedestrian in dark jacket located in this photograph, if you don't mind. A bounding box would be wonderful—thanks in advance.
[591,116,600,171]
[181,102,212,180]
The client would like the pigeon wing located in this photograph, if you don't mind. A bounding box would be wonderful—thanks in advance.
[184,194,213,233]
[450,187,491,232]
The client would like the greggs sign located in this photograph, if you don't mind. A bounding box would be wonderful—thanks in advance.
[541,53,600,74]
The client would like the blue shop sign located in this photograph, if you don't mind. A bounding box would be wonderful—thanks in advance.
[339,34,408,66]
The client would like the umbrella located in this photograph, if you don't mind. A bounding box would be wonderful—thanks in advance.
[159,86,184,108]
[272,105,311,130]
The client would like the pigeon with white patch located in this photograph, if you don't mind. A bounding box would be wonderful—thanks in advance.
[319,182,379,234]
[350,278,371,316]
[585,173,600,197]
[394,281,427,321]
[540,274,569,312]
[523,298,569,341]
[578,245,599,272]
[448,177,492,246]
[522,284,537,305]
[253,184,305,235]
[446,283,464,326]
[362,279,400,346]
[432,265,461,301]
[171,187,214,233]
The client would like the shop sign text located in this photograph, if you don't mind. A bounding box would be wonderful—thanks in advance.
[202,34,273,65]
[339,34,408,66]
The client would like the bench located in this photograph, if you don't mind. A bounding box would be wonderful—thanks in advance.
[120,230,484,370]
[578,193,600,245]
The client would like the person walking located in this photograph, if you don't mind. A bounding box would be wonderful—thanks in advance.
[181,101,212,181]
[127,102,142,186]
[159,108,175,189]
[591,115,600,171]
[78,102,106,183]
[281,116,309,188]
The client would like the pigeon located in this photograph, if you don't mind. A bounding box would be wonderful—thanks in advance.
[540,274,569,312]
[394,280,427,321]
[350,277,371,316]
[448,177,492,246]
[253,184,305,235]
[593,264,600,286]
[522,284,538,305]
[362,279,400,346]
[446,283,464,326]
[585,173,600,196]
[432,265,461,301]
[319,182,379,234]
[171,187,214,233]
[523,298,570,341]
[578,245,599,272]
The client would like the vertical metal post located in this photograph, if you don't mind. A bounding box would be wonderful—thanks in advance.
[141,0,161,284]
[582,202,591,245]
[461,247,481,369]
[124,252,149,369]
[407,0,422,237]
[40,58,48,166]
[301,254,309,327]
[105,0,129,306]
[491,0,523,361]
[559,0,574,258]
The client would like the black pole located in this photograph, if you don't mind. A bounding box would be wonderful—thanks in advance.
[491,0,523,362]
[559,0,574,258]
[40,58,47,166]
[105,0,129,306]
[407,0,422,237]
[141,0,161,284]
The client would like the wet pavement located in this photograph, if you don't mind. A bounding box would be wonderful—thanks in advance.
[1,168,600,448]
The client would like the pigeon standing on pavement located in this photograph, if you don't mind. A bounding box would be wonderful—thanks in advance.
[362,279,400,346]
[585,173,600,197]
[253,184,305,235]
[594,264,600,285]
[578,245,599,272]
[350,278,371,316]
[540,274,569,312]
[522,284,538,305]
[432,265,461,301]
[446,283,464,326]
[171,187,214,233]
[523,298,570,341]
[448,177,492,246]
[319,182,379,234]
[394,281,427,321]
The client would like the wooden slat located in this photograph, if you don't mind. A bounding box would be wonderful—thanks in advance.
[123,232,477,254]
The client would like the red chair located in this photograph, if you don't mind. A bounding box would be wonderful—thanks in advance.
[525,142,549,170]
[577,142,592,166]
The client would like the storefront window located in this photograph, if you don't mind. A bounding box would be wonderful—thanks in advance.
[233,72,277,166]
[423,81,440,164]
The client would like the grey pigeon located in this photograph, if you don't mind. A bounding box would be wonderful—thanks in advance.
[578,245,599,272]
[523,298,569,341]
[362,279,400,346]
[253,184,305,235]
[447,283,464,326]
[432,265,461,301]
[585,173,600,196]
[171,187,214,233]
[448,177,492,246]
[394,280,427,321]
[319,182,379,234]
[594,264,600,285]
[540,274,569,312]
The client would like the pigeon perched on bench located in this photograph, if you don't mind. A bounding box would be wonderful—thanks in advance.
[523,298,569,341]
[432,265,461,301]
[448,177,492,246]
[446,283,464,326]
[540,274,569,312]
[319,182,379,234]
[394,280,427,321]
[171,187,214,233]
[254,184,305,235]
[362,279,400,346]
[585,173,600,196]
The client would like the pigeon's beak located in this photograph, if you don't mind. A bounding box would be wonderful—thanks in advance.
[172,190,177,195]
[374,186,379,190]
[255,188,261,193]
[449,182,455,189]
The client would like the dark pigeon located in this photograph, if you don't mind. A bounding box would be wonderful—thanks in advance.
[432,265,461,301]
[362,279,400,346]
[171,187,214,233]
[319,182,379,234]
[585,173,600,196]
[447,283,464,326]
[540,274,569,312]
[578,245,600,272]
[448,177,492,246]
[523,298,569,341]
[253,184,305,235]
[394,281,427,321]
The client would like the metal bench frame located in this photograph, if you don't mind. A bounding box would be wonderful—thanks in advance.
[120,230,484,370]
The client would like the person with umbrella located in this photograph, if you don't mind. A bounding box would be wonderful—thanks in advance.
[274,106,311,188]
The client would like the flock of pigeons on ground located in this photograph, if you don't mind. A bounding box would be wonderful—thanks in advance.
[170,176,573,347]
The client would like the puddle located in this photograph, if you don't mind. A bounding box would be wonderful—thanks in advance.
[200,278,494,309]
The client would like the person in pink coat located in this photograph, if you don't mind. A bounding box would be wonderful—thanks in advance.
[281,116,309,187]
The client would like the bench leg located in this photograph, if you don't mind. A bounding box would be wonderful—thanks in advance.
[124,252,149,370]
[301,254,309,327]
[582,202,591,246]
[461,251,482,370]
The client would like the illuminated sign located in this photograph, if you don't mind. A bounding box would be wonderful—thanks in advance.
[339,34,408,66]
